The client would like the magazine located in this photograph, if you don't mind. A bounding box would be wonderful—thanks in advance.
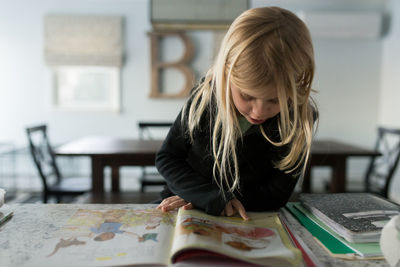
[36,207,303,266]
[300,193,400,243]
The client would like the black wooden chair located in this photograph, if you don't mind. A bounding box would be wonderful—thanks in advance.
[26,125,90,203]
[363,127,400,198]
[138,122,172,192]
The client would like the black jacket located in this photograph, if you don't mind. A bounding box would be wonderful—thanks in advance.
[155,96,299,216]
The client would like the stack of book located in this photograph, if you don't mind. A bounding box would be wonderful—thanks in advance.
[285,193,400,260]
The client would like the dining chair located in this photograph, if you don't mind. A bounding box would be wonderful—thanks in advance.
[26,124,90,203]
[138,121,172,192]
[363,127,400,198]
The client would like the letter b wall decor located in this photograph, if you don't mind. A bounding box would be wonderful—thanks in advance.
[148,31,195,98]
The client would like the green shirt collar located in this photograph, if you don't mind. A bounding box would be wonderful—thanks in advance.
[238,115,252,134]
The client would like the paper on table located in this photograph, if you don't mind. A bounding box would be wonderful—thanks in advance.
[0,204,13,226]
[0,188,5,207]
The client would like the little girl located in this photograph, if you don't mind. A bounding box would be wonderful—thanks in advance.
[156,6,317,220]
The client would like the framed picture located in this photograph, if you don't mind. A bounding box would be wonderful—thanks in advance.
[52,66,120,112]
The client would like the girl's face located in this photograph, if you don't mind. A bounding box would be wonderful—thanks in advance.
[231,83,281,125]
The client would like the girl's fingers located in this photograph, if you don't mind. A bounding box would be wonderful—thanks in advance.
[157,195,190,212]
[183,203,194,210]
[157,201,169,210]
[225,201,234,216]
[231,199,249,220]
[170,199,186,208]
[162,201,181,211]
[159,197,248,220]
[157,196,175,209]
[237,207,249,220]
[157,196,179,209]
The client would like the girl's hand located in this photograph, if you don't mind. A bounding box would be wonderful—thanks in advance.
[157,195,194,212]
[221,198,249,220]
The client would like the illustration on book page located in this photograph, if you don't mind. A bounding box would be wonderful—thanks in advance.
[37,208,176,267]
[172,210,297,261]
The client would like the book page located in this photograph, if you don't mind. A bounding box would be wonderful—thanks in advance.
[34,208,177,266]
[170,209,302,266]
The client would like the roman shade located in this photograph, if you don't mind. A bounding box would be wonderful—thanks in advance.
[44,15,123,66]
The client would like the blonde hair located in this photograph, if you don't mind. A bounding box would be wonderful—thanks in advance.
[183,7,317,194]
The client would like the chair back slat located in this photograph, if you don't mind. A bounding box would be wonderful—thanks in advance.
[137,121,172,192]
[26,125,61,191]
[365,127,400,197]
[138,122,172,140]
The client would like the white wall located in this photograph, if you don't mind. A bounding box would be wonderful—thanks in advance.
[379,0,400,203]
[380,0,400,127]
[0,0,187,146]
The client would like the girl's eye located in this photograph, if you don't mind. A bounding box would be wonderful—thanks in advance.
[269,98,279,104]
[241,93,254,101]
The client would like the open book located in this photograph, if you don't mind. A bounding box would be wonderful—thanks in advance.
[37,207,302,266]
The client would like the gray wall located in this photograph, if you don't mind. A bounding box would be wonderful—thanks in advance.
[0,0,399,196]
[379,0,400,202]
[380,0,400,127]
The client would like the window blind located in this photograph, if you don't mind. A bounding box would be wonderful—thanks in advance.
[44,15,124,66]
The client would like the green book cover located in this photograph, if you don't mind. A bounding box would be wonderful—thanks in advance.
[286,202,383,258]
[286,202,354,255]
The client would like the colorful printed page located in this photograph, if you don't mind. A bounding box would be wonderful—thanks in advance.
[170,209,302,266]
[35,208,177,266]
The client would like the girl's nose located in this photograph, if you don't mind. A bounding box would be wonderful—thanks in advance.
[252,101,269,119]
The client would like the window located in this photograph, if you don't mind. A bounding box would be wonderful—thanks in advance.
[44,15,123,112]
[53,66,120,112]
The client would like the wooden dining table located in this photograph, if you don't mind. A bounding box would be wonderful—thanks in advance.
[55,137,380,194]
[302,139,381,193]
[1,203,387,267]
[55,136,163,193]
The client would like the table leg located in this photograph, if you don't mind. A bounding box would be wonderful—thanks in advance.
[111,166,120,193]
[330,158,346,193]
[91,156,104,193]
